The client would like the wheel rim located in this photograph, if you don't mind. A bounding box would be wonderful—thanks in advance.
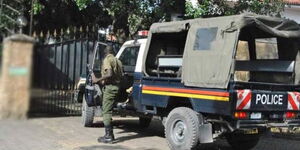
[171,119,187,145]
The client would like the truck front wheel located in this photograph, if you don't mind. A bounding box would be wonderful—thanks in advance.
[82,94,95,127]
[165,107,200,150]
[226,132,260,150]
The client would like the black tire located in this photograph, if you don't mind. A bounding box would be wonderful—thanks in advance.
[82,94,95,127]
[139,116,152,128]
[226,132,260,150]
[165,107,200,150]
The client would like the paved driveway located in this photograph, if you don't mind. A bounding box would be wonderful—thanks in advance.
[0,116,299,150]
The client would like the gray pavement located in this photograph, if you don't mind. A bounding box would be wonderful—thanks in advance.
[0,116,300,150]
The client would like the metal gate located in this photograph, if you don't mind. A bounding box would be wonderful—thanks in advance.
[30,27,120,116]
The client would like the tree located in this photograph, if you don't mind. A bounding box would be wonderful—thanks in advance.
[235,0,285,16]
[0,0,182,42]
[0,0,26,36]
[32,0,112,32]
[0,0,285,42]
[73,0,185,42]
[28,0,172,42]
[185,0,285,19]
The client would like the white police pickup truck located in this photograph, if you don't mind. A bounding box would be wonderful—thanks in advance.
[77,14,300,150]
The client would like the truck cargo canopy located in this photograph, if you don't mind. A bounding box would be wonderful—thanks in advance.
[143,14,300,89]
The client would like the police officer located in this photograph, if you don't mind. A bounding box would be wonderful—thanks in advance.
[92,45,123,143]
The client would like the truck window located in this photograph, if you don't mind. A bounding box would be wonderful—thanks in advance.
[255,38,278,59]
[146,31,187,77]
[193,27,218,51]
[234,37,298,84]
[234,24,300,85]
[119,46,139,66]
[234,41,250,82]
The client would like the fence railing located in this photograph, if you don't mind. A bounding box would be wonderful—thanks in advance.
[29,25,121,116]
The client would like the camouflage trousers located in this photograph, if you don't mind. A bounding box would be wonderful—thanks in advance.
[102,84,119,126]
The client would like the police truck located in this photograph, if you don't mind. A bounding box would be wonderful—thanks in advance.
[80,14,300,150]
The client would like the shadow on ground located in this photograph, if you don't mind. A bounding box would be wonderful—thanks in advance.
[90,119,165,144]
[86,118,233,150]
[75,145,160,150]
[77,117,300,150]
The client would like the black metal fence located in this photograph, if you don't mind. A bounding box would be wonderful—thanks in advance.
[30,26,120,116]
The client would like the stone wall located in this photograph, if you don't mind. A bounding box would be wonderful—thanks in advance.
[0,35,35,119]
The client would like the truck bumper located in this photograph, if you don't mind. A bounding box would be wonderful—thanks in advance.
[236,120,300,129]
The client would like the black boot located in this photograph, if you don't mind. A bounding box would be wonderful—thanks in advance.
[98,125,115,143]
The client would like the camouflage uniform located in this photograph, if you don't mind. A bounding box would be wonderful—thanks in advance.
[101,54,123,126]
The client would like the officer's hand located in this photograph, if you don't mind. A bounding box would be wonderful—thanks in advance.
[101,80,105,85]
[91,73,97,83]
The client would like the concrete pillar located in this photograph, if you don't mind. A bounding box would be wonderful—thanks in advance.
[0,34,35,119]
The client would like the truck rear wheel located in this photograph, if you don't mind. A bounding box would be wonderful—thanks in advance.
[82,94,95,127]
[226,132,260,150]
[165,107,200,150]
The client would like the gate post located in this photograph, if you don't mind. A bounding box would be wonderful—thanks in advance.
[0,34,35,119]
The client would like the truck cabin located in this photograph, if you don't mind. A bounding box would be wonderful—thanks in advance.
[144,14,300,90]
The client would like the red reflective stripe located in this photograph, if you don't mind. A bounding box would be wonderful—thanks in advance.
[293,92,300,95]
[288,94,299,110]
[237,90,245,99]
[293,92,300,102]
[237,90,244,95]
[237,92,251,110]
[143,86,229,97]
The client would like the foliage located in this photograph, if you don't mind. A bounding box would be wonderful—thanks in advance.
[235,0,285,16]
[0,0,285,42]
[72,0,183,41]
[185,0,285,19]
[185,1,204,18]
[75,0,92,10]
[0,0,25,36]
[33,1,44,15]
[28,0,164,41]
[185,0,231,18]
[99,0,183,40]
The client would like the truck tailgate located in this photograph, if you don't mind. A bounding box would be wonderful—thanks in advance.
[236,90,300,111]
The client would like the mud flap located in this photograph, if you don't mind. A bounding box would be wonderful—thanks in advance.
[199,123,213,143]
